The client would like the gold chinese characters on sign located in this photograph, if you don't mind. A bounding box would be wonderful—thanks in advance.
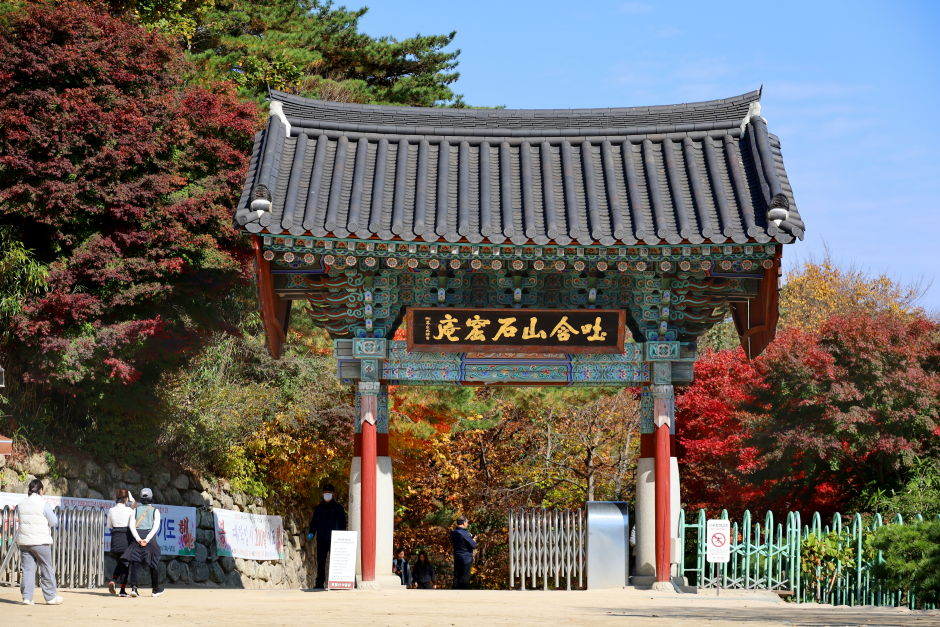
[406,308,626,354]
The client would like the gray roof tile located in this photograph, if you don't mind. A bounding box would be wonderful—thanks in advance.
[235,90,803,246]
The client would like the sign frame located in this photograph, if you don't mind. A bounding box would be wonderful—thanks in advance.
[405,307,627,354]
[705,519,731,564]
[327,530,358,590]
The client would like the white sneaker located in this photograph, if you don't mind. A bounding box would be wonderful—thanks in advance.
[20,598,33,605]
[46,595,63,605]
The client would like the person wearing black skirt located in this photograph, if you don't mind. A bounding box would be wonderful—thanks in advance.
[107,489,135,597]
[121,488,164,597]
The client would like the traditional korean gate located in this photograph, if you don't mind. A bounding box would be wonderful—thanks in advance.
[232,87,805,588]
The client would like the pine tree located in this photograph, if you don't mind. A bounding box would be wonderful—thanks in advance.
[185,0,461,106]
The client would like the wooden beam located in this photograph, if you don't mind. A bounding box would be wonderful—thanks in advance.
[252,235,287,359]
[730,246,782,359]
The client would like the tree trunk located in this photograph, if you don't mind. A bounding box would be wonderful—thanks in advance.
[613,427,633,501]
[586,446,595,502]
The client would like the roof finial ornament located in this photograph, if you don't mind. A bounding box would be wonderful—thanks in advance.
[739,101,762,135]
[269,100,291,137]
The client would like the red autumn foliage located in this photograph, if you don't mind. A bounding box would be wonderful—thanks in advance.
[0,1,260,385]
[674,348,769,517]
[676,312,940,519]
[745,312,940,516]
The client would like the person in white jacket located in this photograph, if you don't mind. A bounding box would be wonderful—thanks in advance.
[16,479,63,605]
[106,488,136,596]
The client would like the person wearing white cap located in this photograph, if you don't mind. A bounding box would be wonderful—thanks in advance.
[121,488,165,597]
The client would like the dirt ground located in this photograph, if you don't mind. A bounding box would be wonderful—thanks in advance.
[1,585,938,627]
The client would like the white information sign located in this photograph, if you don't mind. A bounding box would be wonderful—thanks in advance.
[327,530,358,590]
[706,519,731,563]
[213,508,285,561]
[1,492,198,557]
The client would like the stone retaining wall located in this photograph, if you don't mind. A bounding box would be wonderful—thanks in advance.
[0,453,316,589]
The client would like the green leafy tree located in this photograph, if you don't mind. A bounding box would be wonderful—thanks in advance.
[106,0,216,42]
[186,0,461,105]
[866,457,940,520]
[0,226,47,339]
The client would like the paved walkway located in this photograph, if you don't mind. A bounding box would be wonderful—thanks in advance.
[0,586,937,627]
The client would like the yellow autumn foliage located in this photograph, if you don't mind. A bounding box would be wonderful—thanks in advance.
[780,246,929,333]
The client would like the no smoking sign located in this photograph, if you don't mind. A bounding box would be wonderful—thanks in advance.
[706,519,731,563]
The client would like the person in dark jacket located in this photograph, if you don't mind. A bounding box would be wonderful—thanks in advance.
[307,483,347,589]
[411,550,437,589]
[449,515,476,589]
[392,548,411,587]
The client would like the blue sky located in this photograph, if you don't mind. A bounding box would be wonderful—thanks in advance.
[359,0,940,310]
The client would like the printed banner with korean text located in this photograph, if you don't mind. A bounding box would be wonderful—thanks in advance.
[0,492,197,556]
[213,508,284,561]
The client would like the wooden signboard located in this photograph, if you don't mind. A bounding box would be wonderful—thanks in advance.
[405,308,626,354]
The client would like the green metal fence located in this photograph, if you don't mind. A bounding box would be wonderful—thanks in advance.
[679,508,939,608]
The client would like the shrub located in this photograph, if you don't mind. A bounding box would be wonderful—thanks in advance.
[870,521,940,606]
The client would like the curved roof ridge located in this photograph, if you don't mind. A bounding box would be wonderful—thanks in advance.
[271,89,762,131]
[271,88,761,117]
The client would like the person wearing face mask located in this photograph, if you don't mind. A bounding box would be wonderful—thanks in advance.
[307,483,347,589]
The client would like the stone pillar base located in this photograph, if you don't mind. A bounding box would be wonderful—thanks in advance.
[631,575,688,587]
[354,574,406,590]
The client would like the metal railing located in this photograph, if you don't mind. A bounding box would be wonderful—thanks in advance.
[508,508,584,590]
[1,505,107,589]
[680,508,940,608]
[679,509,800,595]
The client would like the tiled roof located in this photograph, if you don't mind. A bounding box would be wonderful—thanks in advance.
[235,90,804,246]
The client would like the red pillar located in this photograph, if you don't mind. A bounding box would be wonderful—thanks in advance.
[360,389,377,582]
[654,421,671,583]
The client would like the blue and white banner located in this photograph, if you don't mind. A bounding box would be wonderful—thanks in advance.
[106,504,199,556]
[0,492,197,556]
